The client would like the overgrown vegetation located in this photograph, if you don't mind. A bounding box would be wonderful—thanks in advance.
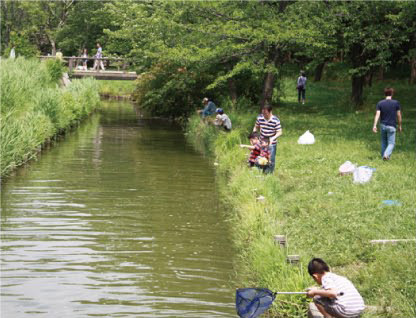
[0,58,100,177]
[186,78,416,317]
[98,80,136,98]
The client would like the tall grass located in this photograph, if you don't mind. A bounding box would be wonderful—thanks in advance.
[97,80,136,97]
[187,78,416,317]
[1,58,100,177]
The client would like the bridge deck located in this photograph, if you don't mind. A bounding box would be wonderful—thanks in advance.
[71,70,137,80]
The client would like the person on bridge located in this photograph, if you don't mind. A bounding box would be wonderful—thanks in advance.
[82,48,88,71]
[92,43,105,71]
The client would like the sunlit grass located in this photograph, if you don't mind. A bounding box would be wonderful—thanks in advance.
[1,58,100,177]
[97,80,136,96]
[187,78,416,317]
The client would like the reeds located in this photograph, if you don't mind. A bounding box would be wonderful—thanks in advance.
[1,58,99,177]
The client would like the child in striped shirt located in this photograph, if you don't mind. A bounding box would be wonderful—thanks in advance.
[307,258,365,318]
[240,132,260,167]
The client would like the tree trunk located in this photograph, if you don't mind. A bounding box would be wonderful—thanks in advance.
[365,69,374,87]
[377,66,384,80]
[351,75,365,108]
[314,62,326,82]
[259,47,279,111]
[410,56,416,84]
[259,72,276,111]
[227,78,237,111]
[51,40,56,56]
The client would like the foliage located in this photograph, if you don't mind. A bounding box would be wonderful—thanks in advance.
[44,58,66,83]
[0,58,100,177]
[132,62,211,118]
[97,80,136,97]
[186,77,416,317]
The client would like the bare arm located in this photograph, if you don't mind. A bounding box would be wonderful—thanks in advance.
[373,110,380,133]
[397,111,402,132]
[240,144,255,150]
[307,288,338,299]
[269,128,283,144]
[253,123,259,132]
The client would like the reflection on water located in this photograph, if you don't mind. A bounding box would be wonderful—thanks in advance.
[1,102,236,317]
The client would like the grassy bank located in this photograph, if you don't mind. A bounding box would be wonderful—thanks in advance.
[1,58,100,177]
[186,78,416,317]
[97,80,136,98]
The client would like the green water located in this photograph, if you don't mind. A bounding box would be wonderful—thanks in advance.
[1,102,236,317]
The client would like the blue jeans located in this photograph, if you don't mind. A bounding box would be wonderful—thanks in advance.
[380,124,396,158]
[264,143,277,174]
[298,88,305,102]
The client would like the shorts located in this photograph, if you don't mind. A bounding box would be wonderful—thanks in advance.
[313,296,362,318]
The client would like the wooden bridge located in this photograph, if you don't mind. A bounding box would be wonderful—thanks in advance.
[39,56,138,80]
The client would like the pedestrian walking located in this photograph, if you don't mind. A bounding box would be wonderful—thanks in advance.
[372,87,402,160]
[297,71,307,104]
[92,43,105,71]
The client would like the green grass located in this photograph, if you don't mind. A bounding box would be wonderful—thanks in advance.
[1,58,100,177]
[187,78,416,317]
[97,80,136,97]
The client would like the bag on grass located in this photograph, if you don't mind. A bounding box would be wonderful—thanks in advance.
[353,166,375,184]
[339,161,356,175]
[297,130,315,145]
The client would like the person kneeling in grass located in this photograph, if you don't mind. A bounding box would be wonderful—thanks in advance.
[307,258,365,318]
[213,108,232,131]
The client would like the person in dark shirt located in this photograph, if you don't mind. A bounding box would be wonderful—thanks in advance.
[372,87,402,160]
[297,71,307,104]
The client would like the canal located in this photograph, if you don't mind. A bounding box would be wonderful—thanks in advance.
[1,101,236,317]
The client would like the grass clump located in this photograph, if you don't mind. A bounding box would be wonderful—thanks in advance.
[186,78,415,317]
[1,58,100,177]
[97,80,136,97]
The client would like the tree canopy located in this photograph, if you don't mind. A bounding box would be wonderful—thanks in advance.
[2,0,414,113]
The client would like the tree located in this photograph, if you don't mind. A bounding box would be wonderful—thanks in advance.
[338,2,411,107]
[103,1,333,114]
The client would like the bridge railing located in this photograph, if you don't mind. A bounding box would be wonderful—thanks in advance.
[39,56,130,72]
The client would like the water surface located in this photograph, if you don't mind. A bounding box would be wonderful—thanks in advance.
[1,102,236,317]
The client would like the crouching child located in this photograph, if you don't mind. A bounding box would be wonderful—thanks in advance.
[307,258,365,318]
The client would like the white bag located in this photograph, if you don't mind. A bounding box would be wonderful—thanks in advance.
[353,166,374,184]
[298,130,315,144]
[339,161,356,175]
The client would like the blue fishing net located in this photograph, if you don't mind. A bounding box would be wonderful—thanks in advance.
[236,288,276,318]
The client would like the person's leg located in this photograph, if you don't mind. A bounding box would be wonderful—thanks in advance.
[265,143,277,174]
[380,124,387,158]
[308,302,325,318]
[383,125,396,159]
[298,88,302,103]
[302,89,306,104]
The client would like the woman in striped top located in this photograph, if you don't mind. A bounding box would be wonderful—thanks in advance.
[253,104,282,174]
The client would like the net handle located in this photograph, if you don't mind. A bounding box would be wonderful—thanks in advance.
[274,292,307,295]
